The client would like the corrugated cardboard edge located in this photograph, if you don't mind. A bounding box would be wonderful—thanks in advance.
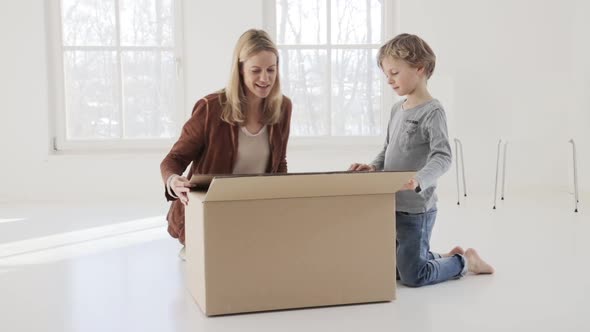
[185,192,207,313]
[204,171,415,202]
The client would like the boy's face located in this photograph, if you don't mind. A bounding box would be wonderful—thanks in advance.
[381,56,424,96]
[241,50,278,101]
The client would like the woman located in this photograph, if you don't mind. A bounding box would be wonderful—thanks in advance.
[160,29,292,254]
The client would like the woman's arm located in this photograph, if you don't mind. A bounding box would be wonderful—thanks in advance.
[160,98,209,201]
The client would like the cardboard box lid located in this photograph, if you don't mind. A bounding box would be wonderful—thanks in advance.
[190,171,415,202]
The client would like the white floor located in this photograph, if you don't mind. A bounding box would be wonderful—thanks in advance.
[0,192,588,332]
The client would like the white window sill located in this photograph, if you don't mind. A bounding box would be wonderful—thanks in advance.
[48,136,385,159]
[287,136,384,150]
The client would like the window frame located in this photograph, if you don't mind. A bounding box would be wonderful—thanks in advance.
[46,0,185,152]
[263,0,398,146]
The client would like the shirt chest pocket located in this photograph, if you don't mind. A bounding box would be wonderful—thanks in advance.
[399,121,423,149]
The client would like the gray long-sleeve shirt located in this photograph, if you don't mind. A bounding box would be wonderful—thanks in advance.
[371,99,452,213]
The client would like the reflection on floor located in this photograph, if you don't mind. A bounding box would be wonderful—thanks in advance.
[0,193,587,332]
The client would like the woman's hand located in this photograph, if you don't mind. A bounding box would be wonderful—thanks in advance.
[171,175,192,206]
[348,163,376,172]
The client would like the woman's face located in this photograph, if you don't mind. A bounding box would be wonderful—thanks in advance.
[241,50,278,101]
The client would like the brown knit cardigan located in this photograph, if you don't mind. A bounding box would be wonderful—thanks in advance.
[160,92,292,244]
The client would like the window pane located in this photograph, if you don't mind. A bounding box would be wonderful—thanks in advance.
[120,0,174,47]
[61,0,116,46]
[64,51,121,139]
[276,0,327,45]
[331,0,381,45]
[121,51,177,138]
[280,49,329,136]
[331,49,381,135]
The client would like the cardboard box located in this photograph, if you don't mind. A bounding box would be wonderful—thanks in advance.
[185,171,414,316]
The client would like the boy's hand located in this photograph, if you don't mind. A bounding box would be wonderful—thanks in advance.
[400,178,419,191]
[348,163,376,172]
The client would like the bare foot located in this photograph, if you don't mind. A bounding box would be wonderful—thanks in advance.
[465,248,495,274]
[442,245,465,257]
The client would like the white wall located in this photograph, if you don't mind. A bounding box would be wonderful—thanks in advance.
[402,0,590,196]
[0,0,266,203]
[0,0,588,203]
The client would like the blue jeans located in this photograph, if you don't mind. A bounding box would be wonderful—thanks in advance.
[396,209,467,287]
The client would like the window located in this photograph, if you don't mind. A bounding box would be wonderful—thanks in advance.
[48,0,183,150]
[264,0,394,137]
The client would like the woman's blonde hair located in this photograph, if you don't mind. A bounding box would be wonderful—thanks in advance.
[221,29,283,125]
[377,33,436,79]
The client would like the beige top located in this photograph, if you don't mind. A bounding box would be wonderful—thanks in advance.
[232,126,270,174]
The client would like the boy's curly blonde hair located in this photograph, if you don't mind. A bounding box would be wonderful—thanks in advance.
[377,33,436,79]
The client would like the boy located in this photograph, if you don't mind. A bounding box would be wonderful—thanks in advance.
[349,34,494,287]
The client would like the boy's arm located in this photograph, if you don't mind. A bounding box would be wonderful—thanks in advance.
[370,124,391,171]
[370,108,394,171]
[415,108,452,190]
[370,143,386,171]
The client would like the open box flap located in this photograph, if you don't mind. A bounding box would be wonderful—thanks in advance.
[191,171,415,202]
